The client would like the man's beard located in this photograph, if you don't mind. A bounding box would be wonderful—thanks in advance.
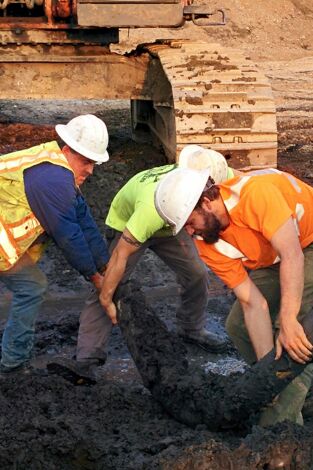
[201,211,223,244]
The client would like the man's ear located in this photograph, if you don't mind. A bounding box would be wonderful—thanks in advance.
[201,196,212,212]
[62,145,70,156]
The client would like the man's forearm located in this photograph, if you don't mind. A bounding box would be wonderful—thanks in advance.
[234,278,274,360]
[99,250,127,308]
[278,253,304,323]
[241,301,274,360]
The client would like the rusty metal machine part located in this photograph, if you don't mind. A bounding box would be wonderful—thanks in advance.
[0,0,277,170]
[0,0,222,28]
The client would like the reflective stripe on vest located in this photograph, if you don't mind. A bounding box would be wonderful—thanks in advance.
[0,218,19,265]
[8,215,41,240]
[0,149,67,174]
[214,238,248,261]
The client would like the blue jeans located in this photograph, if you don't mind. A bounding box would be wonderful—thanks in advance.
[0,263,47,368]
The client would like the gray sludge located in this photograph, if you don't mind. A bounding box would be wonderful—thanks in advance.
[117,284,313,431]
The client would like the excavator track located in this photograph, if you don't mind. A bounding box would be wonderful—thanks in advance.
[133,40,277,170]
[0,36,277,171]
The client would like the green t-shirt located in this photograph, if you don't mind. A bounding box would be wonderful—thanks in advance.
[105,164,235,243]
[227,167,234,179]
[106,164,176,243]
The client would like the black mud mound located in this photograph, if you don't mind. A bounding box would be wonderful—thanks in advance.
[0,372,312,470]
[117,284,313,431]
[0,287,312,469]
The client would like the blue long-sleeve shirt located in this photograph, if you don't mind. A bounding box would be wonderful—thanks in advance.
[24,163,109,278]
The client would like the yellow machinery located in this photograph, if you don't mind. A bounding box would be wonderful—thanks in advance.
[0,0,277,168]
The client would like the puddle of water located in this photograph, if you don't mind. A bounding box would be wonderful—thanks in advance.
[204,357,247,376]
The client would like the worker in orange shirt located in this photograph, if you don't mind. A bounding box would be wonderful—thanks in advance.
[155,167,313,426]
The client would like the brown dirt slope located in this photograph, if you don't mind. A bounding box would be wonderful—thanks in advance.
[118,0,313,61]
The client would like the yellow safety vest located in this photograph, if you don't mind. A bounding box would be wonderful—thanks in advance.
[0,141,72,270]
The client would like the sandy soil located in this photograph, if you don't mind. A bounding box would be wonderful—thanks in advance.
[0,1,313,468]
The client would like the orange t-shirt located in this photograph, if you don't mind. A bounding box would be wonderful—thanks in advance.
[195,170,313,289]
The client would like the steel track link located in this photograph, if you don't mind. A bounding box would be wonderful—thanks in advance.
[146,40,278,170]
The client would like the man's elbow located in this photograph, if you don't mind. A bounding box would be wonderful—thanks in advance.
[283,246,304,266]
[239,296,268,314]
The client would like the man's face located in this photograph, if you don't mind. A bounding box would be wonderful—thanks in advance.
[67,149,95,186]
[184,207,223,244]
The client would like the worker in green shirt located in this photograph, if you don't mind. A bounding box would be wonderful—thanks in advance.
[49,145,235,384]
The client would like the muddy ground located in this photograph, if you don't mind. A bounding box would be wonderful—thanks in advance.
[1,1,313,469]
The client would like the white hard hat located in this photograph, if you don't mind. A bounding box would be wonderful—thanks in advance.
[55,114,109,164]
[154,167,211,235]
[179,145,228,183]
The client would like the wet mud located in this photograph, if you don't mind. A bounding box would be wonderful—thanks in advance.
[117,284,312,431]
[0,296,312,470]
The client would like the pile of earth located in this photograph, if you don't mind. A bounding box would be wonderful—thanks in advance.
[1,369,312,469]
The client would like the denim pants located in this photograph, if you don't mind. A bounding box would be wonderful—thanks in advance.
[76,229,209,361]
[226,243,313,425]
[0,263,48,368]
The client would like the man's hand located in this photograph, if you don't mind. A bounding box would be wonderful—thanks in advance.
[89,272,104,291]
[275,317,312,363]
[270,217,312,363]
[98,229,141,326]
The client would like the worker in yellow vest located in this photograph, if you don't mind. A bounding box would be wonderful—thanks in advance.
[0,114,110,376]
